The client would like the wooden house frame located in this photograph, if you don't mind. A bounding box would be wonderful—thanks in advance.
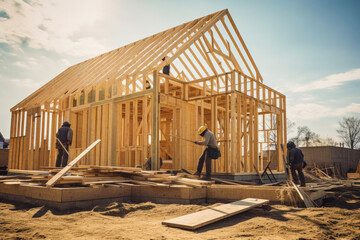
[8,9,287,174]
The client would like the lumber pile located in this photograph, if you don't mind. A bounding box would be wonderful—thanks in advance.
[4,166,222,188]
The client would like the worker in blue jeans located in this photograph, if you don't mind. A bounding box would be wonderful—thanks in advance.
[287,141,306,187]
[193,126,219,180]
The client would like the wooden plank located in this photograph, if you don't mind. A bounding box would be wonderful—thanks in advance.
[95,106,102,165]
[46,139,101,188]
[142,96,148,164]
[81,110,88,165]
[151,70,160,170]
[162,198,269,230]
[125,102,130,166]
[290,181,317,208]
[175,177,213,186]
[8,169,50,175]
[90,107,96,165]
[108,103,116,165]
[101,104,109,166]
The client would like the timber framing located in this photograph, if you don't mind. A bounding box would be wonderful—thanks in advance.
[8,9,287,174]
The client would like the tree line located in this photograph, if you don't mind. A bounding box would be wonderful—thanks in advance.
[288,116,360,150]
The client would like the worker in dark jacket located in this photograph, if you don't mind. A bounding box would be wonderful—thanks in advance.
[162,57,170,75]
[56,121,73,167]
[287,141,306,187]
[194,126,219,180]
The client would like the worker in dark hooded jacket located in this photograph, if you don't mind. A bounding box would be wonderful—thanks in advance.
[287,141,306,187]
[56,121,73,167]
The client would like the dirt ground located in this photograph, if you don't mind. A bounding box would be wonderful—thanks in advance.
[0,186,359,240]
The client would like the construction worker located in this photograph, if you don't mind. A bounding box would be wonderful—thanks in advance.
[287,141,306,187]
[162,57,170,75]
[56,121,73,167]
[194,126,220,180]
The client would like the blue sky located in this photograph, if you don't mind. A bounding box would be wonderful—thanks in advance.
[0,0,359,142]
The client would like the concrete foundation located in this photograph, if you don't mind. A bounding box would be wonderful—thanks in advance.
[0,181,301,211]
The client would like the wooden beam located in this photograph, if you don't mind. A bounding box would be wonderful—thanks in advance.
[46,139,101,188]
[151,70,160,170]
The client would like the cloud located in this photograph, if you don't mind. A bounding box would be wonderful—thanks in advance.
[13,57,38,69]
[0,0,106,57]
[287,103,360,120]
[293,68,360,92]
[10,78,44,89]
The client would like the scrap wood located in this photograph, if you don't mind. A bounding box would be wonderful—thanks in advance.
[81,176,127,182]
[141,170,168,174]
[211,177,256,186]
[162,198,269,230]
[0,175,31,181]
[79,165,142,172]
[130,180,170,187]
[175,177,214,186]
[19,182,42,187]
[313,167,332,179]
[212,177,239,185]
[3,181,23,185]
[0,178,32,183]
[46,139,101,188]
[84,180,132,185]
[290,181,318,208]
[8,169,50,175]
[146,177,169,182]
[263,181,286,186]
[31,176,50,181]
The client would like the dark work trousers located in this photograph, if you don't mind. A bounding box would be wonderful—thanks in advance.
[56,144,69,167]
[197,148,212,178]
[291,162,306,186]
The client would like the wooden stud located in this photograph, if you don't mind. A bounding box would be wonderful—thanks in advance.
[151,70,160,170]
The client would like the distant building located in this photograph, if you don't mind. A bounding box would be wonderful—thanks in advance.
[0,132,9,149]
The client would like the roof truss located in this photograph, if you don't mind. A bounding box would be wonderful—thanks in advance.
[12,9,263,111]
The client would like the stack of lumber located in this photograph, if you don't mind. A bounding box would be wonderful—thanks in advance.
[5,166,222,188]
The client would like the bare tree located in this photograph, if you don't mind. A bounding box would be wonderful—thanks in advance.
[290,126,320,147]
[318,137,336,146]
[287,119,296,136]
[304,129,320,147]
[337,116,360,149]
[268,117,295,144]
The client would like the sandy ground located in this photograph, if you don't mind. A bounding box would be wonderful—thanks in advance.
[0,187,359,240]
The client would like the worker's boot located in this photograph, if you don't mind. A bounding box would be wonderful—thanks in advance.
[201,175,211,181]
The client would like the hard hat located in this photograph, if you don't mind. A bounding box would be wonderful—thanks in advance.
[198,126,207,135]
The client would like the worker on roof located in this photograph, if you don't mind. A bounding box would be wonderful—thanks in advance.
[56,121,73,167]
[193,126,221,180]
[287,141,306,187]
[162,57,170,76]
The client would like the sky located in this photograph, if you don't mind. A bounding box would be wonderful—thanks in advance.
[0,0,359,142]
